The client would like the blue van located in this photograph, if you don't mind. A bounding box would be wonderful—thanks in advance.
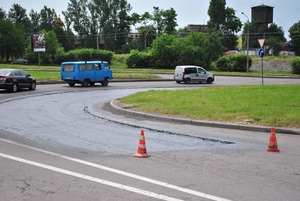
[60,61,113,87]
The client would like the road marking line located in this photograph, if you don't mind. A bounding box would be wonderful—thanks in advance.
[0,152,182,201]
[0,138,231,201]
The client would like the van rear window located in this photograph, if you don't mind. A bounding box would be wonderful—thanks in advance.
[63,64,74,72]
[79,64,94,71]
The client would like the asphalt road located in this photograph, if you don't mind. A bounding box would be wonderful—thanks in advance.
[0,76,300,201]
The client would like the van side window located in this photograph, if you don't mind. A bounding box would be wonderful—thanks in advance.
[95,64,102,70]
[79,64,94,71]
[104,63,110,69]
[191,68,197,73]
[198,68,206,74]
[184,68,192,74]
[63,64,75,72]
[185,68,197,74]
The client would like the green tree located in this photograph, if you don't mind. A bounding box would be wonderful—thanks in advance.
[242,22,286,49]
[150,34,178,68]
[176,32,207,67]
[207,0,226,29]
[268,23,285,42]
[63,0,91,48]
[205,30,225,68]
[29,10,40,32]
[221,7,242,50]
[129,12,141,28]
[0,19,26,61]
[43,30,63,63]
[60,10,77,51]
[113,0,132,52]
[289,21,300,55]
[208,1,241,50]
[39,6,58,31]
[266,37,283,56]
[8,4,32,35]
[133,7,177,50]
[162,8,177,35]
[138,25,156,50]
[64,0,132,51]
[0,8,6,20]
[139,11,152,26]
[152,7,177,35]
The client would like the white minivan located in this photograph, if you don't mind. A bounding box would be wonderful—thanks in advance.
[174,65,215,84]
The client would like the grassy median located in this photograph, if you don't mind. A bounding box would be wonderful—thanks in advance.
[120,85,300,128]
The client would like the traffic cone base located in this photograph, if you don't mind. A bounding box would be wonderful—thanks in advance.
[133,130,150,158]
[133,152,150,158]
[266,128,280,152]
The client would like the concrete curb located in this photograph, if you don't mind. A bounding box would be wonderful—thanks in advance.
[109,99,300,135]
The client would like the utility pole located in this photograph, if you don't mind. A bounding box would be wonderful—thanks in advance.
[241,12,250,72]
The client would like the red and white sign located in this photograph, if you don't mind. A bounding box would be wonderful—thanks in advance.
[258,38,265,48]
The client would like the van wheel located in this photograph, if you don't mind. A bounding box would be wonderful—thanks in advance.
[176,81,181,84]
[101,78,109,86]
[90,82,95,86]
[206,77,213,84]
[68,82,75,87]
[82,79,89,87]
[184,78,191,84]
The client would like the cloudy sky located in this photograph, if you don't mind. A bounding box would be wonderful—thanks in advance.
[1,0,299,39]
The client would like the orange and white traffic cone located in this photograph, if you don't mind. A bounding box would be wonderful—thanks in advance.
[133,129,150,158]
[266,127,280,152]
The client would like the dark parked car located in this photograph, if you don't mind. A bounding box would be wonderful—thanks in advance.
[11,59,29,65]
[0,69,36,92]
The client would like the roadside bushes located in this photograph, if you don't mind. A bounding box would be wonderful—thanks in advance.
[125,50,155,68]
[125,32,213,69]
[23,48,113,64]
[215,54,252,72]
[291,57,300,74]
[64,48,113,63]
[56,48,113,64]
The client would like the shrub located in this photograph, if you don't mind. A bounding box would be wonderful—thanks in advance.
[23,52,38,64]
[291,57,300,74]
[62,49,113,63]
[215,56,232,71]
[215,54,252,72]
[112,54,127,64]
[230,54,252,72]
[92,49,113,62]
[125,50,154,68]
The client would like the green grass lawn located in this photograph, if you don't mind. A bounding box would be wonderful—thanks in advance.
[120,85,300,128]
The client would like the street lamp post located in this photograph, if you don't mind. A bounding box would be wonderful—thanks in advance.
[241,12,249,72]
[144,30,150,50]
